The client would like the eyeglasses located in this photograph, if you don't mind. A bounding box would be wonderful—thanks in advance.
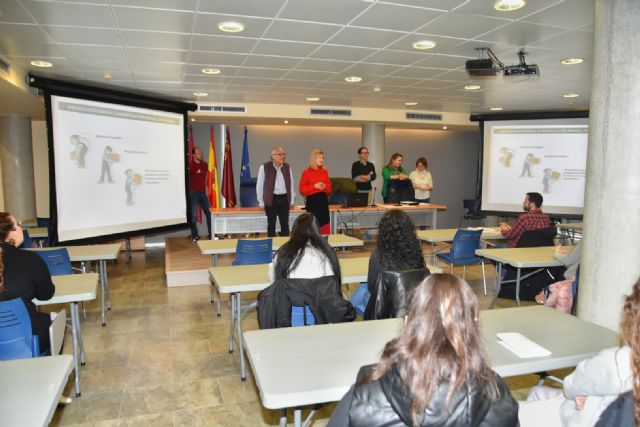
[273,152,286,157]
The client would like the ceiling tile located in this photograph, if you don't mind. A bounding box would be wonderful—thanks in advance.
[361,50,425,66]
[263,20,341,43]
[197,0,286,18]
[413,54,468,69]
[390,67,447,79]
[193,13,272,37]
[184,64,238,75]
[113,6,194,33]
[229,76,277,86]
[235,68,288,79]
[341,63,401,76]
[529,30,593,56]
[253,40,319,57]
[72,59,129,70]
[351,3,443,32]
[367,75,423,87]
[190,34,257,53]
[80,69,134,81]
[120,30,190,50]
[429,69,469,82]
[42,26,121,45]
[377,0,467,12]
[188,51,247,66]
[386,34,464,54]
[270,80,316,89]
[277,0,370,24]
[455,0,561,20]
[296,59,354,73]
[243,55,301,69]
[418,12,509,39]
[21,1,115,27]
[479,21,566,46]
[58,44,126,61]
[309,45,377,62]
[0,23,54,55]
[182,74,233,84]
[283,70,336,81]
[0,1,36,23]
[110,0,197,11]
[328,27,405,49]
[126,48,187,63]
[522,0,594,30]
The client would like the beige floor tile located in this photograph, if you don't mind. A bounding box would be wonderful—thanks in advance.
[52,390,123,426]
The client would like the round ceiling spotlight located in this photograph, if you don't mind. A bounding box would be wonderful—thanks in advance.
[561,58,584,65]
[464,84,481,90]
[494,0,526,12]
[412,40,436,50]
[490,107,504,111]
[442,126,448,130]
[345,76,363,83]
[306,97,320,102]
[201,68,221,75]
[563,93,579,98]
[284,120,289,124]
[30,60,53,68]
[218,21,245,33]
[193,92,208,97]
[373,86,381,92]
[404,102,418,106]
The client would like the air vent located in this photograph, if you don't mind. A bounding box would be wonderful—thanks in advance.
[0,57,10,74]
[406,112,442,121]
[198,104,246,113]
[309,108,352,117]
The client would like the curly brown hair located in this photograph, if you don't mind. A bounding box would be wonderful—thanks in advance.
[621,277,640,425]
[0,212,15,293]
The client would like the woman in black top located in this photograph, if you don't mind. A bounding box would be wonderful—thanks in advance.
[0,212,55,354]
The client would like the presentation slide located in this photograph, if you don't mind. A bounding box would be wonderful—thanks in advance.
[50,95,187,242]
[481,118,588,216]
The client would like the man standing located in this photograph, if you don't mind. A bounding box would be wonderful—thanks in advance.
[500,192,550,247]
[351,147,376,193]
[256,147,295,237]
[189,147,212,243]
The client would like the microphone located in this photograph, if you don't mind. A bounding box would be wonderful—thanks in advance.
[371,187,377,207]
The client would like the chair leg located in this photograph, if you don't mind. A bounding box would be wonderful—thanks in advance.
[462,265,466,280]
[481,261,487,296]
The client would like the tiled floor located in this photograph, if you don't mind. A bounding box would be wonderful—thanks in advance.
[46,239,557,426]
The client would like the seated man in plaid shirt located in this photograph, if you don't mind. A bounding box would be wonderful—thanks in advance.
[500,192,550,248]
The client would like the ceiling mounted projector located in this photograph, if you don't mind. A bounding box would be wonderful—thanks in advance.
[465,59,497,77]
[466,48,540,80]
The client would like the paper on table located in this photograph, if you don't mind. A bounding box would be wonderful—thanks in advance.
[497,332,552,358]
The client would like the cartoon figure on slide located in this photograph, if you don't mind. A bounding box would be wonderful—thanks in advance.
[98,146,116,183]
[69,134,88,168]
[498,147,513,167]
[520,153,536,177]
[542,168,560,193]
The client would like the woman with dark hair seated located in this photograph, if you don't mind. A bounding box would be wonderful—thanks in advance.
[366,209,425,293]
[269,212,341,283]
[328,274,519,427]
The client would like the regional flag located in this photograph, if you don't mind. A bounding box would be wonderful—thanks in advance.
[241,127,251,179]
[222,127,237,207]
[207,126,220,209]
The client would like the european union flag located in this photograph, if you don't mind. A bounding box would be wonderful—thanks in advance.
[241,126,251,179]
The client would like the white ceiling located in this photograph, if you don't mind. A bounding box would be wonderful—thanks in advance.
[0,0,593,117]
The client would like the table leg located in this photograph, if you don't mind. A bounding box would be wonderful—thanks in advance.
[280,409,287,427]
[237,292,246,381]
[515,268,522,307]
[101,260,111,310]
[74,304,86,366]
[229,293,235,353]
[294,409,302,427]
[432,209,437,230]
[70,302,81,397]
[99,264,106,326]
[490,262,503,309]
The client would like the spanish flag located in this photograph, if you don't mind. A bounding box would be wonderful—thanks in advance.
[207,126,221,209]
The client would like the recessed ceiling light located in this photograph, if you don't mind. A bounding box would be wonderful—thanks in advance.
[464,85,481,90]
[193,92,208,97]
[218,21,244,33]
[30,60,53,68]
[306,97,320,102]
[561,58,584,65]
[191,118,196,122]
[563,93,579,98]
[284,120,289,124]
[490,107,504,111]
[404,102,418,106]
[373,86,381,92]
[442,126,448,130]
[345,76,363,83]
[201,68,221,75]
[412,40,436,50]
[494,0,526,12]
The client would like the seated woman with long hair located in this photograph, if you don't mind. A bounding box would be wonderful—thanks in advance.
[269,212,341,283]
[0,212,55,354]
[328,274,519,427]
[367,209,425,293]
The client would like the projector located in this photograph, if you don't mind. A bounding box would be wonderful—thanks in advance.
[465,59,497,77]
[503,64,540,78]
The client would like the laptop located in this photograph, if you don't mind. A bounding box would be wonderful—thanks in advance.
[342,192,369,208]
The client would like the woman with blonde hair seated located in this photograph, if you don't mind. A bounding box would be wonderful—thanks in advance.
[328,274,519,426]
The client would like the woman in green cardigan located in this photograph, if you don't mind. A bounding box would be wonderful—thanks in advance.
[381,153,409,203]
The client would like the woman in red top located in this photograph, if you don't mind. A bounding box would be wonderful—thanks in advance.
[299,149,332,235]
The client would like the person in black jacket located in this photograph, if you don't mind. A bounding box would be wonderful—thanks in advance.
[0,212,55,354]
[328,274,519,427]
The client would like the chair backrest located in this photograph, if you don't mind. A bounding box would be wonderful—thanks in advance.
[22,228,32,249]
[36,217,50,228]
[240,178,259,207]
[517,227,556,248]
[450,229,483,259]
[365,268,430,320]
[0,298,37,360]
[234,239,273,265]
[463,199,479,215]
[34,248,73,276]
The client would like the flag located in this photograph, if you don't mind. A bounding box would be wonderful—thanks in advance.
[222,126,237,207]
[207,126,220,209]
[241,127,251,179]
[188,125,201,222]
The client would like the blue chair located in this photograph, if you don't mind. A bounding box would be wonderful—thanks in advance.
[350,283,370,318]
[461,199,486,227]
[436,229,487,295]
[233,239,273,266]
[21,228,32,249]
[0,298,40,360]
[291,305,316,326]
[34,248,73,276]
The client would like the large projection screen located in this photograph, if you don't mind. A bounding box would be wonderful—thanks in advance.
[481,118,588,217]
[49,94,188,242]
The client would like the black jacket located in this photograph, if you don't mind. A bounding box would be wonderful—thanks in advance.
[257,275,355,329]
[595,391,635,427]
[0,243,55,352]
[330,364,519,427]
[364,268,430,320]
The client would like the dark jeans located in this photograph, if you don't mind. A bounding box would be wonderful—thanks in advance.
[190,190,211,238]
[265,194,290,237]
[415,197,430,203]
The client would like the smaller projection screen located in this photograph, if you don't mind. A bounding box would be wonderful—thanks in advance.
[481,117,588,216]
[49,94,188,242]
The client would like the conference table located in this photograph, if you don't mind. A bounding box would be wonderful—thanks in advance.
[558,222,583,243]
[209,203,447,236]
[33,243,121,325]
[208,257,442,380]
[34,272,99,397]
[243,305,618,427]
[0,355,73,427]
[417,227,503,263]
[197,234,364,267]
[475,246,568,307]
